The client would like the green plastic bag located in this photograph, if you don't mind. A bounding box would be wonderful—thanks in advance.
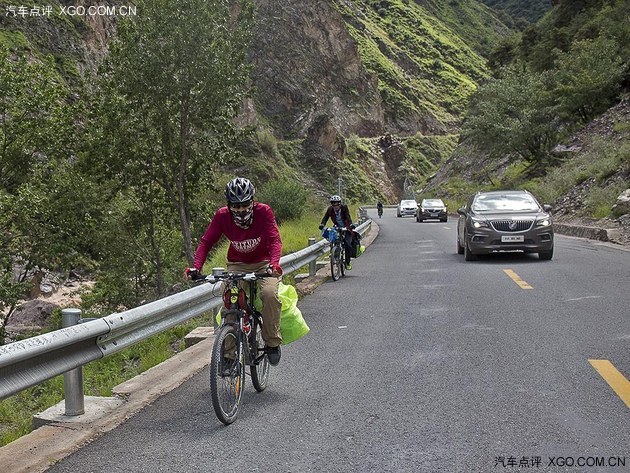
[277,283,310,345]
[249,282,309,345]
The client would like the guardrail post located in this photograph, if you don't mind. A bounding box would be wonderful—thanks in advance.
[308,238,317,276]
[61,308,85,416]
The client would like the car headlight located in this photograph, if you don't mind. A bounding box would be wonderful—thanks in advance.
[471,217,489,228]
[535,217,551,227]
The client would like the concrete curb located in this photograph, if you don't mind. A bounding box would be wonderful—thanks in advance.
[0,223,381,472]
[553,223,618,243]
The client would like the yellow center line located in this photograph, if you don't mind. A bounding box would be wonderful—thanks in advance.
[589,359,630,408]
[503,269,533,289]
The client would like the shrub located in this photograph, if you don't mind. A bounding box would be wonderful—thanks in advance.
[258,179,308,223]
[257,129,279,159]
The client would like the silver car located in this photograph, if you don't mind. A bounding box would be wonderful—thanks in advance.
[417,198,448,222]
[397,199,418,218]
[457,190,554,261]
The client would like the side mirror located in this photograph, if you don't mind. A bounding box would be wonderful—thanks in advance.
[457,207,466,216]
[543,204,553,213]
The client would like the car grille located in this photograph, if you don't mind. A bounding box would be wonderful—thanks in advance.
[490,219,534,232]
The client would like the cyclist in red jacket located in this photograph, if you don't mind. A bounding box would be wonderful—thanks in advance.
[187,177,283,365]
[318,194,355,270]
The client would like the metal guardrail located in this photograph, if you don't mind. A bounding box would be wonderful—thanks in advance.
[0,219,371,402]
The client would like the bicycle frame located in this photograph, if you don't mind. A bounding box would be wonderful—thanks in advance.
[323,226,347,281]
[217,273,266,366]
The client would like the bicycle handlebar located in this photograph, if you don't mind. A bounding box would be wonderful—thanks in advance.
[199,271,274,283]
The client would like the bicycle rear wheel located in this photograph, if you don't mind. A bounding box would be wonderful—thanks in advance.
[330,244,341,281]
[250,317,269,392]
[210,324,244,425]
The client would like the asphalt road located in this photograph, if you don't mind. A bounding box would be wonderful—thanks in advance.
[48,209,630,473]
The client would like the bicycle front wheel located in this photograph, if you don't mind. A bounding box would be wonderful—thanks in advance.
[250,317,270,392]
[339,245,345,277]
[330,244,341,281]
[210,324,245,425]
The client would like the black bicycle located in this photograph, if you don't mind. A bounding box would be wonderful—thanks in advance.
[199,270,273,424]
[322,226,347,281]
[377,207,383,218]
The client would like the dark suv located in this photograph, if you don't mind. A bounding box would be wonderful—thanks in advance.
[417,198,448,222]
[456,190,554,261]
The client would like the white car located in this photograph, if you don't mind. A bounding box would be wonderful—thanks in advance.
[397,199,418,217]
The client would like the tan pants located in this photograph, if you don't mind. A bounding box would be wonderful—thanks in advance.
[226,261,282,348]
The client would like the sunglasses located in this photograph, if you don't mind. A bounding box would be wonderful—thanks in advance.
[230,201,253,210]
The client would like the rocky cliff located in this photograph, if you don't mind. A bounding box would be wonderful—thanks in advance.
[248,0,385,139]
[248,0,512,140]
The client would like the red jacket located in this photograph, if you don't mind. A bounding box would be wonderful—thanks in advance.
[193,202,282,270]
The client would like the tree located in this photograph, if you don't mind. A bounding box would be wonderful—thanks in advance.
[461,64,560,174]
[94,0,254,294]
[553,36,625,123]
[0,49,73,193]
[0,191,28,344]
[0,50,80,343]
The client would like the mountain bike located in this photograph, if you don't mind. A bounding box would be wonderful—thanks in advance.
[322,226,347,281]
[198,270,273,425]
[377,207,383,218]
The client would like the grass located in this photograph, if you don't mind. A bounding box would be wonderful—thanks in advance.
[0,207,330,447]
[524,139,630,216]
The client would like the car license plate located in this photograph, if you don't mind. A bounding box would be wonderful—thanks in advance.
[502,235,524,243]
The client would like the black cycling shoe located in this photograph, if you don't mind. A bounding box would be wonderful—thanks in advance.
[266,346,281,366]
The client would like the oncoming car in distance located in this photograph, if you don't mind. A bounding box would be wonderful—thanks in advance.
[417,198,448,222]
[456,190,554,261]
[397,199,418,218]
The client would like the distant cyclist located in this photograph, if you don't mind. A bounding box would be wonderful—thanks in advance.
[319,194,355,270]
[186,177,283,366]
[377,201,383,218]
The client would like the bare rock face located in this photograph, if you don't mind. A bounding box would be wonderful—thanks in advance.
[250,0,384,139]
[612,189,630,216]
[380,141,408,198]
[8,300,59,330]
[305,114,346,159]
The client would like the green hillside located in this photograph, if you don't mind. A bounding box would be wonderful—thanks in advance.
[332,0,512,131]
[478,0,552,23]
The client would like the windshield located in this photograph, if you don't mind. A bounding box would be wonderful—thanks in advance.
[400,200,417,206]
[422,199,443,207]
[472,194,540,212]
